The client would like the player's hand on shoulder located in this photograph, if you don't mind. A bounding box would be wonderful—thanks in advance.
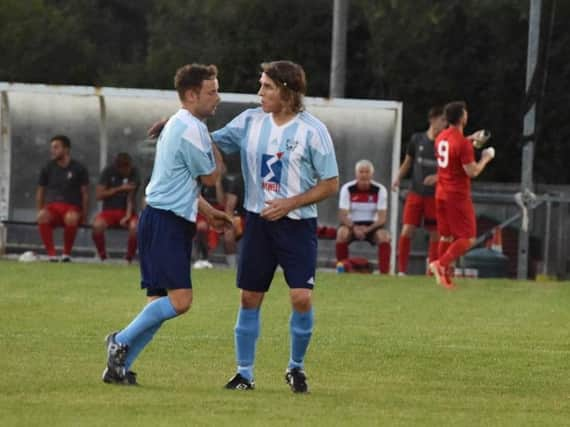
[147,118,168,139]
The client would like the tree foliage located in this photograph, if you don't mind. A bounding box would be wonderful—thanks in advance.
[0,0,567,184]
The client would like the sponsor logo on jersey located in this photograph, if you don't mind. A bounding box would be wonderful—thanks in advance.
[261,153,283,192]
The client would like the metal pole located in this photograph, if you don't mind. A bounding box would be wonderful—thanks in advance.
[518,0,542,279]
[98,95,108,171]
[543,200,551,275]
[329,0,348,98]
[389,103,404,274]
[0,91,11,221]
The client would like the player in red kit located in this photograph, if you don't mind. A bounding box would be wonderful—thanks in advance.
[392,106,446,275]
[430,101,495,288]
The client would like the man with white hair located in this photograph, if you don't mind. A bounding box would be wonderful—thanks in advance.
[336,160,391,274]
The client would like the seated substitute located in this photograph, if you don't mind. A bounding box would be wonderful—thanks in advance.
[92,153,140,262]
[336,159,391,274]
[36,135,89,262]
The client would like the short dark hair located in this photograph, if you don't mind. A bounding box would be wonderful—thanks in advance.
[114,152,132,169]
[427,105,444,120]
[261,60,306,113]
[50,135,71,149]
[444,101,467,126]
[174,64,218,100]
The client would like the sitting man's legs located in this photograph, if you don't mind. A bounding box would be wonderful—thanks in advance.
[373,229,391,274]
[92,215,109,260]
[37,207,57,258]
[62,209,81,260]
[335,225,353,262]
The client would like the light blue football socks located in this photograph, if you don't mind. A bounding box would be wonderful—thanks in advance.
[288,308,314,370]
[234,307,260,381]
[124,324,161,371]
[116,297,178,347]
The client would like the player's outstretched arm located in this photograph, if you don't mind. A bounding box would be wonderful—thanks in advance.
[147,118,169,139]
[260,177,339,221]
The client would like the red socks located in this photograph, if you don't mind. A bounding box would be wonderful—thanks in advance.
[63,225,78,256]
[438,240,451,259]
[92,231,106,259]
[335,242,349,261]
[127,234,137,261]
[439,238,472,268]
[378,242,391,274]
[428,241,439,263]
[38,223,56,256]
[398,235,411,273]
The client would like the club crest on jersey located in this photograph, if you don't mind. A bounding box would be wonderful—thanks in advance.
[285,139,299,151]
[261,153,283,192]
[67,171,73,180]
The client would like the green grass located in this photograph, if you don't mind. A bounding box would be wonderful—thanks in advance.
[1,259,570,426]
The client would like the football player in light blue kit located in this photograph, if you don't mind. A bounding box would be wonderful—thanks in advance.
[102,64,230,385]
[213,60,339,393]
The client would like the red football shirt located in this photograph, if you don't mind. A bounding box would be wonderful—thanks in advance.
[434,127,475,199]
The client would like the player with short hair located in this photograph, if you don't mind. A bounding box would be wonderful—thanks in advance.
[92,152,140,262]
[212,60,339,393]
[102,63,230,385]
[392,106,446,275]
[336,159,391,274]
[429,101,495,288]
[36,135,89,262]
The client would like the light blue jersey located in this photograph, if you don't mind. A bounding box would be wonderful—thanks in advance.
[212,108,338,219]
[146,109,215,222]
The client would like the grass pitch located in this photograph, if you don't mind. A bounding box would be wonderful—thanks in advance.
[1,259,569,426]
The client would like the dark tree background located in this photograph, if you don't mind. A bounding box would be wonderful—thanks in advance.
[0,0,567,184]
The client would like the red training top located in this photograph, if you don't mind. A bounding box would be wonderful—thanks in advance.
[434,127,475,199]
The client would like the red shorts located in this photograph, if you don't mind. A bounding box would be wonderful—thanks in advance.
[45,202,81,227]
[403,192,436,229]
[95,209,138,228]
[436,196,476,239]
